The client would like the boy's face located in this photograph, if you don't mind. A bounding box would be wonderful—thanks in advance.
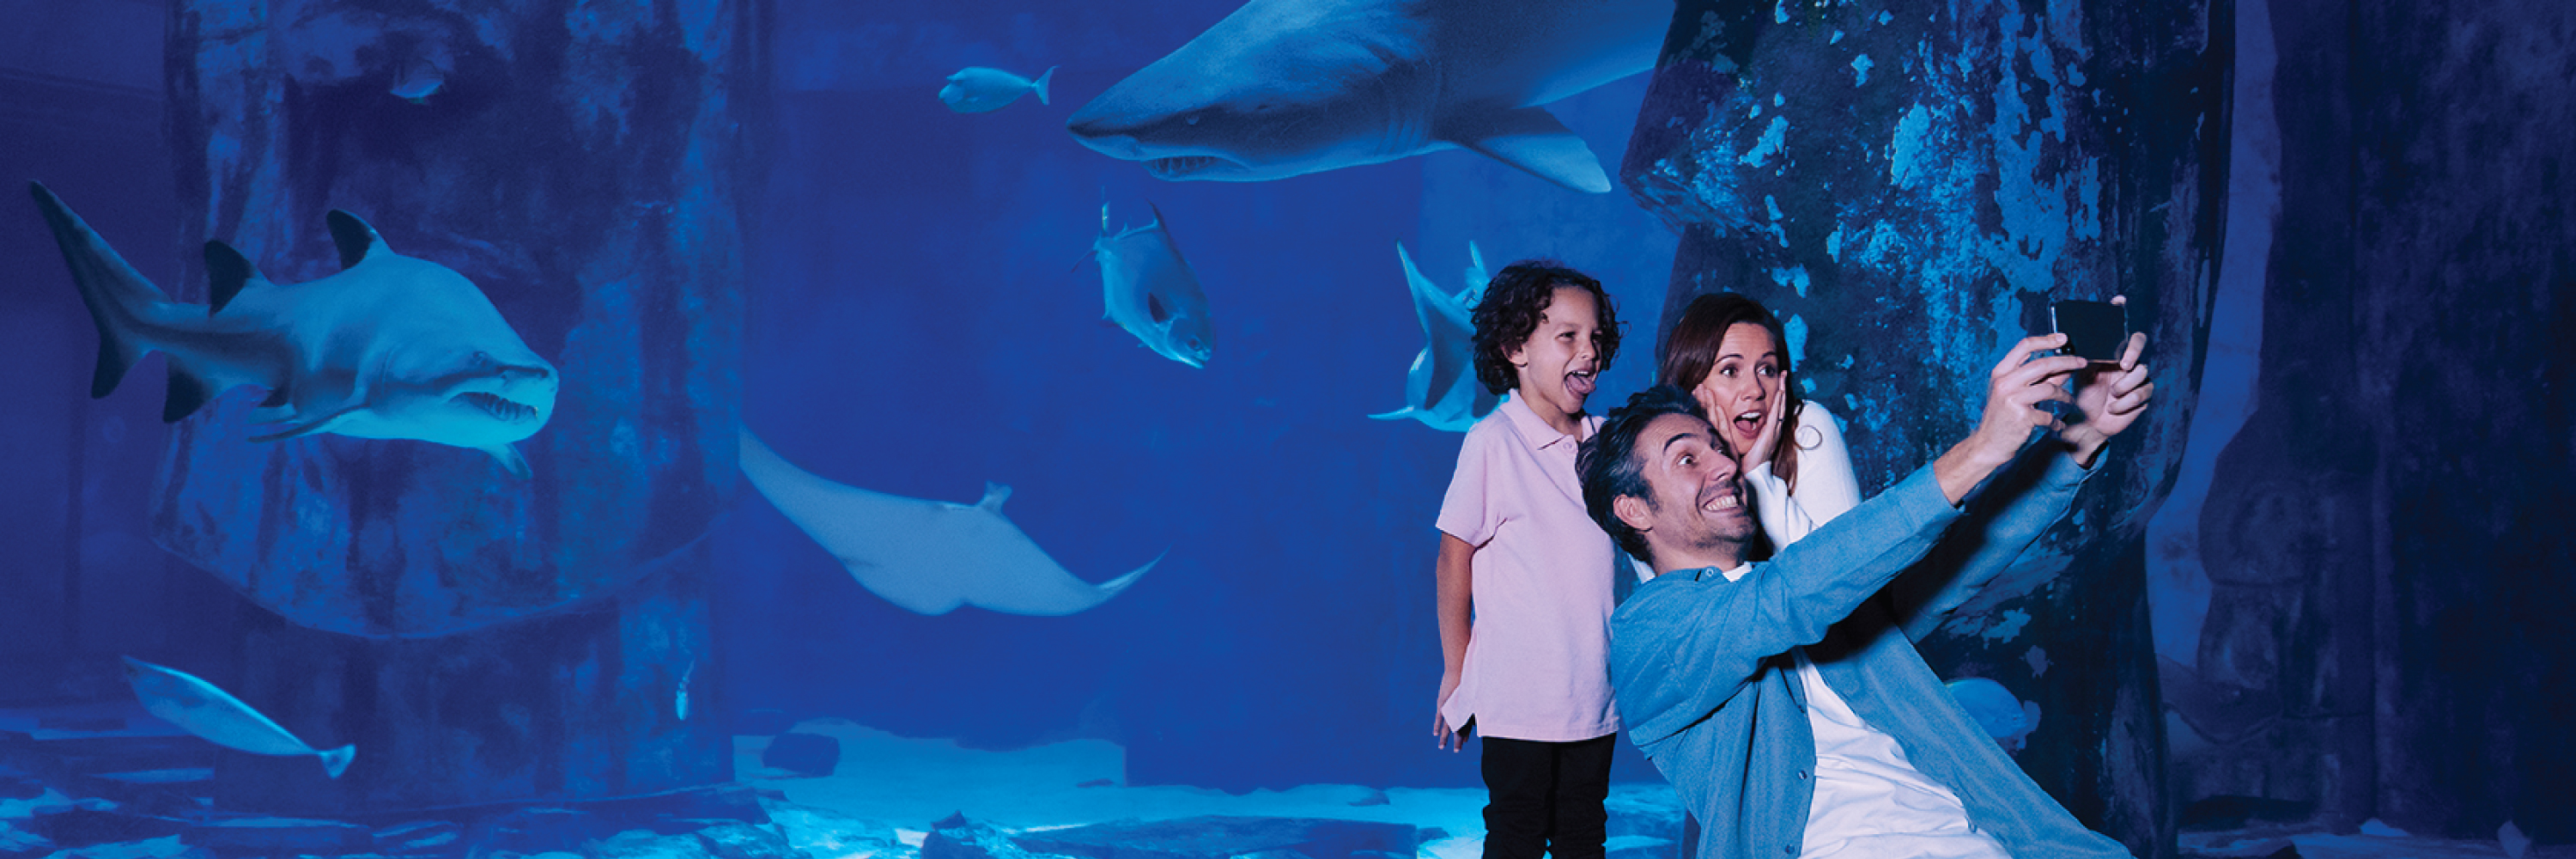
[1506,285,1604,424]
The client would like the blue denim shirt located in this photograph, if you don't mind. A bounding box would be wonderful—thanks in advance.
[1609,446,2135,859]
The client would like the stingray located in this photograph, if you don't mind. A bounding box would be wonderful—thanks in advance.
[28,182,558,477]
[738,429,1157,616]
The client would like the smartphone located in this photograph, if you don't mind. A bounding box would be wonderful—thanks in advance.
[2050,299,2128,363]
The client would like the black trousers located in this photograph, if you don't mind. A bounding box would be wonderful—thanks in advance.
[1479,734,1616,859]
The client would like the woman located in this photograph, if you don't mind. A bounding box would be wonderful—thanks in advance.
[1656,293,1862,551]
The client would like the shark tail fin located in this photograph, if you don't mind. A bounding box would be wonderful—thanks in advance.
[1032,66,1055,106]
[203,241,272,315]
[316,744,355,779]
[29,182,172,399]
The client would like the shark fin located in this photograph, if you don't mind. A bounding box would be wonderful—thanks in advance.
[247,405,358,442]
[315,745,355,779]
[482,444,532,479]
[326,211,392,269]
[978,482,1012,512]
[1442,107,1612,193]
[162,365,218,423]
[1032,66,1055,106]
[202,241,270,315]
[30,182,167,399]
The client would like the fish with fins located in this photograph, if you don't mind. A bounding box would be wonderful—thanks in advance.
[939,66,1056,113]
[738,429,1157,616]
[1371,241,1497,431]
[123,656,355,779]
[28,182,559,478]
[1086,202,1214,369]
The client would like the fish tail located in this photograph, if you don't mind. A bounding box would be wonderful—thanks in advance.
[316,744,355,779]
[28,182,171,401]
[1033,66,1055,106]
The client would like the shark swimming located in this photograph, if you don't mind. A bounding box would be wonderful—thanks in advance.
[29,182,558,477]
[1088,202,1215,369]
[1064,0,1669,192]
[123,656,355,779]
[1372,241,1498,432]
[738,429,1157,617]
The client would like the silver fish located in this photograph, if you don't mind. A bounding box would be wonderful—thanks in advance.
[939,66,1055,113]
[1088,202,1215,369]
[123,656,354,779]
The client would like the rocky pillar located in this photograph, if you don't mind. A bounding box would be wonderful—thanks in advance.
[1620,0,2229,855]
[160,0,762,813]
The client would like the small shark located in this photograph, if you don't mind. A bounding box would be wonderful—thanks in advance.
[1087,202,1214,369]
[123,656,355,779]
[1064,0,1668,192]
[29,182,558,477]
[738,429,1157,617]
[939,66,1056,113]
[1371,241,1497,431]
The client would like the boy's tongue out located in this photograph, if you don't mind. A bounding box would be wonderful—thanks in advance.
[1565,369,1596,400]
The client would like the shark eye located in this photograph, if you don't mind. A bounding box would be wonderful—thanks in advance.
[1184,113,1200,126]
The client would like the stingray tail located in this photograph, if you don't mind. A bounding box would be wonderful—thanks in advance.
[1096,551,1163,601]
[1368,407,1419,422]
[28,182,172,404]
[1032,66,1055,106]
[315,744,355,779]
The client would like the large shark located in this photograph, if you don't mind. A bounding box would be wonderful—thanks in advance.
[1088,202,1215,369]
[123,656,355,779]
[738,429,1157,617]
[1371,241,1497,432]
[29,182,558,477]
[1064,0,1669,192]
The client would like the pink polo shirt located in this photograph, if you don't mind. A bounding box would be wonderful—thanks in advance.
[1436,395,1621,742]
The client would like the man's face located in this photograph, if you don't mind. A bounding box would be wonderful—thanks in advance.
[1618,412,1760,569]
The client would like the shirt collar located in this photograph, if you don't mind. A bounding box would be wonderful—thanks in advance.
[1499,393,1589,450]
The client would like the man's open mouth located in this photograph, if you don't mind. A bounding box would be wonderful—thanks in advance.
[456,391,541,423]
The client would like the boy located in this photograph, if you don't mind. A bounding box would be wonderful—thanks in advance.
[1432,260,1625,859]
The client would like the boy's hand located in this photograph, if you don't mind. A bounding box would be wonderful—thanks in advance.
[1434,673,1468,752]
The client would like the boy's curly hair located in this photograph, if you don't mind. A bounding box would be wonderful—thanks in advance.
[1469,261,1622,395]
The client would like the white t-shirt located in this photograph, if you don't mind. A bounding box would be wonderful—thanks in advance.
[1704,404,2008,859]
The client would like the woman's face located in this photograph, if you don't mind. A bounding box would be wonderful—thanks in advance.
[1690,322,1785,456]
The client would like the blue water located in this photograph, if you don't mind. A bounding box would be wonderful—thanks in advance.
[726,0,1673,789]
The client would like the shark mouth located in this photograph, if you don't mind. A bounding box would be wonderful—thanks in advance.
[455,391,542,423]
[1146,155,1234,180]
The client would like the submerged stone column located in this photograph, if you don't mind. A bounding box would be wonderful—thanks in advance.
[160,0,762,812]
[1620,1,2227,855]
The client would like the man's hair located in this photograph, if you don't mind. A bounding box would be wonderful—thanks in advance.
[1469,261,1623,395]
[1578,385,1707,568]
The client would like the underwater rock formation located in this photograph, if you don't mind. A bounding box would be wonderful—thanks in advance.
[161,0,765,812]
[2175,0,2576,839]
[159,0,756,639]
[1619,0,2229,855]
